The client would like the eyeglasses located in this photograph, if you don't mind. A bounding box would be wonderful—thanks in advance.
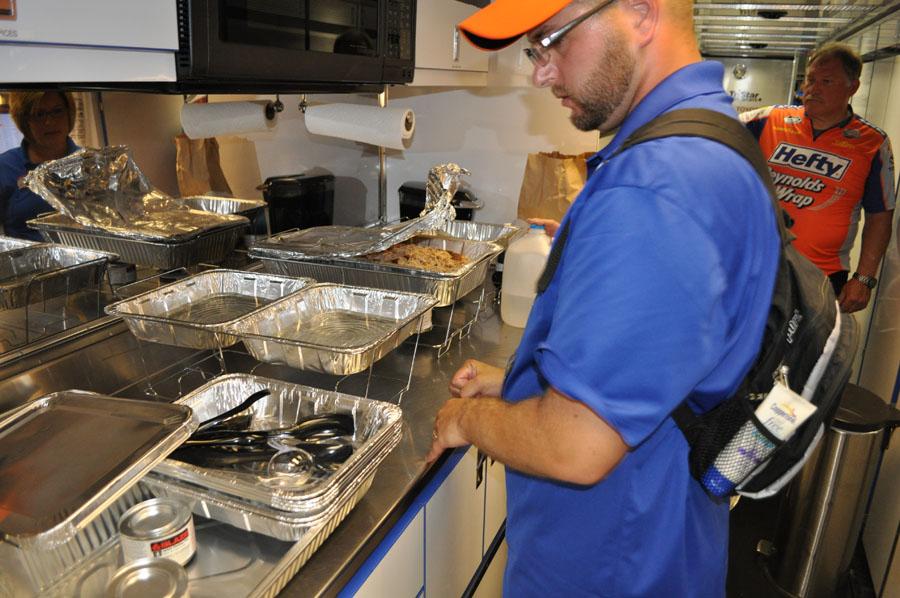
[29,106,67,123]
[523,0,616,67]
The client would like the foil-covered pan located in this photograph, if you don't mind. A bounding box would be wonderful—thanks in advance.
[0,391,194,553]
[152,373,403,514]
[105,270,315,350]
[27,212,247,269]
[231,284,436,375]
[0,485,154,596]
[0,235,41,253]
[143,466,375,542]
[251,237,502,307]
[423,220,523,249]
[0,245,115,310]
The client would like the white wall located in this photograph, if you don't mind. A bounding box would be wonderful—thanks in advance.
[205,87,599,226]
[855,54,900,598]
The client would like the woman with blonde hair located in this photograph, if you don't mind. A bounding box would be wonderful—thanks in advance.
[0,91,78,239]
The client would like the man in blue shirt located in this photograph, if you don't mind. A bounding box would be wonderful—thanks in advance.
[0,91,79,240]
[427,0,780,595]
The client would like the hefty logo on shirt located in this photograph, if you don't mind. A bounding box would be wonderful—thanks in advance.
[769,143,851,181]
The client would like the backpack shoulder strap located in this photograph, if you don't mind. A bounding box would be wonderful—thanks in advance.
[537,108,785,295]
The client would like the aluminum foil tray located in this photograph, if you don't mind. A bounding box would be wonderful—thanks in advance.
[105,270,315,350]
[0,391,195,550]
[0,235,41,253]
[27,212,246,269]
[181,195,267,218]
[0,484,154,595]
[0,245,115,310]
[424,220,522,248]
[252,237,501,307]
[144,466,375,542]
[152,373,403,514]
[232,284,435,375]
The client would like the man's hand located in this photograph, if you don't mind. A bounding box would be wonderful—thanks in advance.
[526,218,560,238]
[449,359,505,398]
[426,398,471,462]
[838,278,871,313]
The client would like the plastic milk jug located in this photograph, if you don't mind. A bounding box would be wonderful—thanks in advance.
[501,224,552,328]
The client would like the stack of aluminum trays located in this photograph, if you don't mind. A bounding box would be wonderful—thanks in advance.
[250,234,502,307]
[180,195,267,220]
[144,373,403,543]
[105,269,315,350]
[27,212,247,269]
[231,283,436,375]
[0,235,41,253]
[0,391,194,596]
[0,244,116,310]
[422,220,522,249]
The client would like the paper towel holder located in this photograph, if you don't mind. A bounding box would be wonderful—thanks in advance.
[265,96,284,120]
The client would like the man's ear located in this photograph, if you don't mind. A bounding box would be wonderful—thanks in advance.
[621,0,659,46]
[848,78,861,97]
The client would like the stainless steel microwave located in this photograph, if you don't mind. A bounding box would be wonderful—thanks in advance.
[175,0,416,92]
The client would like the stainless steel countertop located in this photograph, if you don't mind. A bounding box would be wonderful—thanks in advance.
[0,289,523,597]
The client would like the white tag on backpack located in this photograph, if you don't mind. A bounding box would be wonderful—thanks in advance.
[754,382,817,442]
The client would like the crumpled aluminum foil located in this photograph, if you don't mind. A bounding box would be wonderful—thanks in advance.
[25,147,244,241]
[262,163,470,258]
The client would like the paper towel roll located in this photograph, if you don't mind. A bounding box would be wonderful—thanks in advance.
[304,103,415,150]
[181,101,276,139]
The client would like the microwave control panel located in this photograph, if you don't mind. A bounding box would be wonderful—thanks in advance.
[385,0,413,60]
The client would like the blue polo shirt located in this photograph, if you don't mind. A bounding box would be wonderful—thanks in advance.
[501,61,779,597]
[0,138,78,240]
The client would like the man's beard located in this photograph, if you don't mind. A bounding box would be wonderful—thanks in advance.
[562,29,635,132]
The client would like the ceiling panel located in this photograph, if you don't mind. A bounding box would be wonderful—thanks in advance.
[695,0,900,59]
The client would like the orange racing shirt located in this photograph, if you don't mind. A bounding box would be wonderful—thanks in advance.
[742,105,895,275]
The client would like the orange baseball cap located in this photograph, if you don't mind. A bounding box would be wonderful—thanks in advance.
[458,0,572,50]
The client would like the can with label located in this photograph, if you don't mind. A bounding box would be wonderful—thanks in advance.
[106,557,189,598]
[118,498,196,566]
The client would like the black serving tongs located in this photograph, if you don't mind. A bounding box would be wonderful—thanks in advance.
[196,388,272,434]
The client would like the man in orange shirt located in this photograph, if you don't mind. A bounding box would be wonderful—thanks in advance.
[742,43,895,313]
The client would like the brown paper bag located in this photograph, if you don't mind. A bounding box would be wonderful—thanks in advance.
[175,134,233,197]
[517,151,593,222]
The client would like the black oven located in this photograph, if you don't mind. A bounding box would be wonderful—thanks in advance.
[175,0,416,92]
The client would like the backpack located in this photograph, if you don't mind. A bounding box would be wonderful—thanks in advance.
[536,108,858,500]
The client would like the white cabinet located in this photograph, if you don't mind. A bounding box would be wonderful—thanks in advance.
[413,0,489,86]
[482,455,506,552]
[346,446,508,597]
[425,447,485,597]
[354,510,424,598]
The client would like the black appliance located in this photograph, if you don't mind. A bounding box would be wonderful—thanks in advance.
[258,174,334,234]
[175,0,416,92]
[398,181,481,222]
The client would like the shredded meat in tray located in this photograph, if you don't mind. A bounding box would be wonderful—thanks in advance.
[363,241,469,273]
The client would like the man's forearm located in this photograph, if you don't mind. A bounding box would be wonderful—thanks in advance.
[455,390,628,486]
[856,210,894,277]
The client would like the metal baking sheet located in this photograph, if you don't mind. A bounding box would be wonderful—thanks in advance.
[232,284,435,375]
[0,484,154,595]
[0,235,41,253]
[27,212,247,269]
[0,391,195,551]
[423,220,522,248]
[251,237,501,307]
[105,270,315,350]
[151,373,403,513]
[0,245,115,310]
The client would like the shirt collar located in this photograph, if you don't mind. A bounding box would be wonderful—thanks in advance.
[588,61,728,168]
[20,137,78,169]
